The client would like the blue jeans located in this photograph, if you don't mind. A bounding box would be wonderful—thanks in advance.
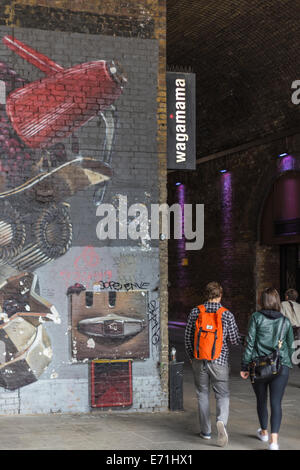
[252,365,289,434]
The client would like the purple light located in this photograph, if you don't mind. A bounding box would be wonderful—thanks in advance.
[278,155,295,172]
[177,184,185,242]
[175,182,182,186]
[175,184,189,303]
[221,173,233,212]
[220,169,227,173]
[278,153,288,158]
[220,172,233,291]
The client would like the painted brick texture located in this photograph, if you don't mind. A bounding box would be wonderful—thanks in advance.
[0,0,168,415]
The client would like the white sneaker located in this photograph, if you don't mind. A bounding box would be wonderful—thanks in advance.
[269,442,279,450]
[216,421,228,447]
[200,432,211,440]
[257,428,269,442]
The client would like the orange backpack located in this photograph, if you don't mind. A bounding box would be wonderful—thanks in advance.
[194,305,227,360]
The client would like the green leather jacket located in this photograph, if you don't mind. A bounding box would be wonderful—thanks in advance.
[241,310,295,371]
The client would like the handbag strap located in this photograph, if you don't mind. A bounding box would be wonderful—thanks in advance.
[278,316,287,349]
[254,312,286,350]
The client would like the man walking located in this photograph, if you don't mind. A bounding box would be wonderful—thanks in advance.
[281,288,300,346]
[185,281,240,447]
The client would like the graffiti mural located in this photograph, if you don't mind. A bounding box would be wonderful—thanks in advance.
[0,272,59,390]
[0,34,126,389]
[68,287,149,360]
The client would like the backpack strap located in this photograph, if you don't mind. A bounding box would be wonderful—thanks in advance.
[197,304,206,313]
[216,306,228,316]
[214,307,227,334]
[197,305,228,314]
[195,305,205,358]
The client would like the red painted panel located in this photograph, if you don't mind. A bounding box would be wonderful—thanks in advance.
[91,361,132,408]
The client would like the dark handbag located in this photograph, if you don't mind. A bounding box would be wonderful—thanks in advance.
[249,317,287,384]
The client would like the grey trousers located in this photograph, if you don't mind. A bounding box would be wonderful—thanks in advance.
[192,359,230,435]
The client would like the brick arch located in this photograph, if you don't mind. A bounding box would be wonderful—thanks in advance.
[254,158,300,306]
[240,156,300,242]
[258,163,300,244]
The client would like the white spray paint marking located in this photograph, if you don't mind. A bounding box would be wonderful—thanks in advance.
[43,347,53,359]
[0,81,5,104]
[87,338,95,349]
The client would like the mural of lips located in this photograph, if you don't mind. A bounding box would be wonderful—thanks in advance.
[69,289,149,361]
[78,314,146,338]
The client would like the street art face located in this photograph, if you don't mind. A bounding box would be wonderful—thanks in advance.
[0,35,126,389]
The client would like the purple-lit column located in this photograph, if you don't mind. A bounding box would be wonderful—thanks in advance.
[220,171,234,293]
[177,183,188,275]
[173,183,190,322]
[276,154,300,221]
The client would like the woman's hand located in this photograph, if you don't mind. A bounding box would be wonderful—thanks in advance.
[240,371,249,380]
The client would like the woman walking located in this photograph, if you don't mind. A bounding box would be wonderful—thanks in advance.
[240,287,294,450]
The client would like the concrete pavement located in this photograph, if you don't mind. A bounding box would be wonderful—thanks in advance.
[0,327,299,450]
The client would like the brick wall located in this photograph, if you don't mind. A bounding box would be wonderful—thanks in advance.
[168,137,300,334]
[167,0,300,158]
[0,0,168,414]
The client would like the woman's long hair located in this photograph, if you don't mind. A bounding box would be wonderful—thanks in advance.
[260,287,281,312]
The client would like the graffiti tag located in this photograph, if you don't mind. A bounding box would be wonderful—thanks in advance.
[93,281,150,291]
[148,299,160,346]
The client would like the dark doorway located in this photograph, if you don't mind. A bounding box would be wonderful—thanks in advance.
[280,244,300,301]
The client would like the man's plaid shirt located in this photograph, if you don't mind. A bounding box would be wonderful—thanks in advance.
[185,302,241,366]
